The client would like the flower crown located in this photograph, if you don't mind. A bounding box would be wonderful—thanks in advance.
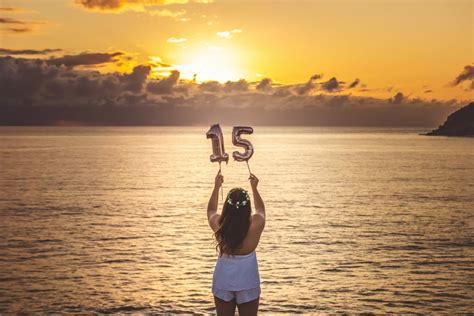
[226,188,250,209]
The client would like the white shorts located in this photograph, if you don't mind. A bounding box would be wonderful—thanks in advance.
[213,286,261,304]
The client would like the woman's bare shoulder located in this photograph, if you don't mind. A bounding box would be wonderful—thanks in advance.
[250,213,265,233]
[252,213,265,224]
[239,215,265,253]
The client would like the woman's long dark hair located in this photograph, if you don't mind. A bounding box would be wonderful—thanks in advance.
[214,187,252,255]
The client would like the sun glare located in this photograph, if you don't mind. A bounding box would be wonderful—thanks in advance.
[175,45,243,83]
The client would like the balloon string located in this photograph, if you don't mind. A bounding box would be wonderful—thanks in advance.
[246,160,251,175]
[219,161,223,201]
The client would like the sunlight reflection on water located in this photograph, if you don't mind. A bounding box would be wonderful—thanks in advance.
[0,127,473,313]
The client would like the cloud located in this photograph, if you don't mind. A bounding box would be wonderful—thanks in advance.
[148,9,186,18]
[122,65,151,92]
[348,78,360,88]
[296,74,321,95]
[295,74,354,95]
[199,80,221,92]
[0,55,151,107]
[216,29,242,39]
[321,77,340,92]
[147,70,180,94]
[148,56,172,68]
[75,0,211,13]
[453,65,474,88]
[224,79,249,92]
[75,0,164,12]
[0,17,49,35]
[0,6,32,13]
[1,17,29,24]
[326,95,349,107]
[0,48,63,55]
[47,52,124,67]
[256,78,272,92]
[389,92,405,104]
[216,31,230,38]
[0,54,464,127]
[167,37,187,43]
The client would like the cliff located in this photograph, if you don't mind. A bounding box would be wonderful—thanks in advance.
[427,102,474,137]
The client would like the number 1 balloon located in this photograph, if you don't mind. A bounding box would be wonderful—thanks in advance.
[206,124,229,164]
[232,126,254,174]
[206,124,228,200]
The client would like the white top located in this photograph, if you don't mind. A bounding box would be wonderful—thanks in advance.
[212,251,261,291]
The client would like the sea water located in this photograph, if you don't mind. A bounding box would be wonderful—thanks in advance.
[0,127,473,313]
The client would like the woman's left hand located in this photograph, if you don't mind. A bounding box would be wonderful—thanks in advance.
[214,170,224,188]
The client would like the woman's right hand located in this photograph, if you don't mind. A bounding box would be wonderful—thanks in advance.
[215,170,224,188]
[249,173,259,189]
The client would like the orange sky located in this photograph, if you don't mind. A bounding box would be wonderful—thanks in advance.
[1,0,473,101]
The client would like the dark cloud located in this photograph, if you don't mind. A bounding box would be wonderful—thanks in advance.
[389,92,405,104]
[297,81,314,95]
[296,74,321,95]
[0,17,48,35]
[224,79,249,92]
[75,0,193,12]
[0,48,62,55]
[0,54,464,127]
[256,78,272,91]
[47,52,124,67]
[0,56,151,107]
[0,6,31,13]
[0,56,59,102]
[326,95,349,107]
[4,27,32,33]
[149,58,172,68]
[76,0,127,10]
[0,17,26,24]
[453,65,474,88]
[147,70,180,94]
[424,89,433,93]
[321,77,340,92]
[348,78,360,88]
[199,80,221,92]
[122,65,151,93]
[1,6,20,12]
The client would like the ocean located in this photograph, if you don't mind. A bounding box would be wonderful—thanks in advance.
[0,126,473,313]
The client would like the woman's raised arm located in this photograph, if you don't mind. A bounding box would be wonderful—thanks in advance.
[207,170,223,231]
[249,173,265,219]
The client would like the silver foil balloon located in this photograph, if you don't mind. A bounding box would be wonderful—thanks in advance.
[206,124,229,164]
[232,126,254,162]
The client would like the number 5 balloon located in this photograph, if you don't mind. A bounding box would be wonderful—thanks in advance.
[232,126,254,174]
[206,124,229,164]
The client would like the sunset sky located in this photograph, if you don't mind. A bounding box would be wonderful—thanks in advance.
[0,0,472,126]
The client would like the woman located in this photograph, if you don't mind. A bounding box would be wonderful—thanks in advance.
[207,170,266,316]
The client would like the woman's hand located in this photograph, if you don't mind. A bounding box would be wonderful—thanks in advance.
[208,170,223,231]
[249,173,265,220]
[215,170,224,189]
[249,173,259,190]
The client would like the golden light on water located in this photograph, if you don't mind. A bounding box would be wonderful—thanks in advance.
[1,127,473,313]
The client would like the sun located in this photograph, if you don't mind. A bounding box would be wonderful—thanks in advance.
[175,45,243,83]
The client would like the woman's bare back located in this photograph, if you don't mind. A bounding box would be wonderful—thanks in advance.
[227,213,265,255]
